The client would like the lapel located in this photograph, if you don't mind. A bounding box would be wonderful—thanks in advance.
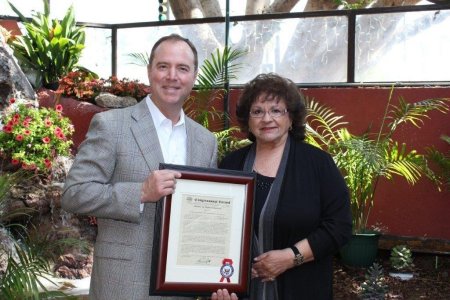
[130,100,164,170]
[185,117,207,166]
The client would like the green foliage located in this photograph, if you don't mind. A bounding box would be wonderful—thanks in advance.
[7,0,86,88]
[334,0,368,9]
[426,135,450,191]
[0,171,70,299]
[0,98,74,174]
[214,127,251,163]
[0,243,68,299]
[185,46,247,129]
[183,46,249,160]
[305,89,449,233]
[126,51,150,66]
[390,245,414,271]
[360,262,388,300]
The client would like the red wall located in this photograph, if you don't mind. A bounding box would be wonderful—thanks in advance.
[40,87,450,240]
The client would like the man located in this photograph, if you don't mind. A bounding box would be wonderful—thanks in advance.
[62,34,237,300]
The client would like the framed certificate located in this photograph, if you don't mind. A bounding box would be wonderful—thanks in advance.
[149,163,255,297]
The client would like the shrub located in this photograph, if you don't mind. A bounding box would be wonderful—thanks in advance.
[0,97,74,173]
[59,71,151,104]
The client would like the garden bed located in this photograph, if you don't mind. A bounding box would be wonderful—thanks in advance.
[333,250,450,299]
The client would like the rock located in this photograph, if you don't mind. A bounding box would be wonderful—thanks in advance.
[0,33,36,108]
[94,92,137,108]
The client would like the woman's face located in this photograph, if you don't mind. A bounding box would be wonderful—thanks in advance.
[248,93,292,146]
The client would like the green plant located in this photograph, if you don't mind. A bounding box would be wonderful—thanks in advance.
[334,0,368,9]
[305,89,449,233]
[426,135,450,191]
[0,97,74,173]
[390,245,414,271]
[185,46,250,159]
[7,0,85,88]
[360,262,388,299]
[0,171,69,299]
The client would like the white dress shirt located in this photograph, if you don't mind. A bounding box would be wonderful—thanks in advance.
[140,95,187,211]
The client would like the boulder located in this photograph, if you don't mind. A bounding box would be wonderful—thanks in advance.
[94,92,137,108]
[0,31,36,108]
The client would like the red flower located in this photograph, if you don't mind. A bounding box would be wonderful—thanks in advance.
[24,129,31,135]
[22,163,36,170]
[9,98,15,104]
[42,137,51,144]
[15,134,24,141]
[55,104,63,112]
[45,118,53,127]
[44,158,52,169]
[57,132,65,140]
[11,158,20,165]
[54,127,62,134]
[3,125,13,133]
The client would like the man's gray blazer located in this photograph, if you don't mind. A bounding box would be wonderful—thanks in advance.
[62,99,218,300]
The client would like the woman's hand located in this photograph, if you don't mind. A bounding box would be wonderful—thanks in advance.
[252,248,293,282]
[211,289,238,300]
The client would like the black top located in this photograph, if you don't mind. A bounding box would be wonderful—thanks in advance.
[253,172,275,234]
[219,140,352,300]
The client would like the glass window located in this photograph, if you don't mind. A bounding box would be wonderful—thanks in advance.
[355,10,450,82]
[78,27,112,80]
[116,22,226,83]
[230,16,348,84]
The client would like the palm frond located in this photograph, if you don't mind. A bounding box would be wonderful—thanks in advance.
[195,46,246,90]
[0,243,67,299]
[127,52,150,66]
[305,98,348,146]
[388,97,449,134]
[214,127,251,162]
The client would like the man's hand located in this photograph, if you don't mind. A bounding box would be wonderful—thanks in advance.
[140,170,181,203]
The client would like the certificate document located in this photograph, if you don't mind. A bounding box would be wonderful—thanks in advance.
[164,178,245,283]
[177,194,233,267]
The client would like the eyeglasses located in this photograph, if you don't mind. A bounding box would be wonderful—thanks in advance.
[249,108,288,118]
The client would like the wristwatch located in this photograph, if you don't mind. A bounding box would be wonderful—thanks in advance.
[290,245,304,266]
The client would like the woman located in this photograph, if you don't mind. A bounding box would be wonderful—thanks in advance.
[219,73,352,299]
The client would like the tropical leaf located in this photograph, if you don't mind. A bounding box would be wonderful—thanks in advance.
[127,52,150,66]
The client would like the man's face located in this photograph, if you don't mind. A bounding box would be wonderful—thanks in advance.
[147,40,197,110]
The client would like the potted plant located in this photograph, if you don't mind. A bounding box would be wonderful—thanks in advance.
[7,0,86,89]
[388,245,415,280]
[305,88,449,267]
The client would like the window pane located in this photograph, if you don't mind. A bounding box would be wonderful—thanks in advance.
[231,16,348,84]
[78,27,112,79]
[355,10,450,82]
[116,23,226,83]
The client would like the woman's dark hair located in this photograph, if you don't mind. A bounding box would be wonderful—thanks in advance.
[149,34,198,70]
[236,73,307,141]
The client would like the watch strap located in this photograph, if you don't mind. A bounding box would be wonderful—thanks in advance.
[290,245,304,266]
